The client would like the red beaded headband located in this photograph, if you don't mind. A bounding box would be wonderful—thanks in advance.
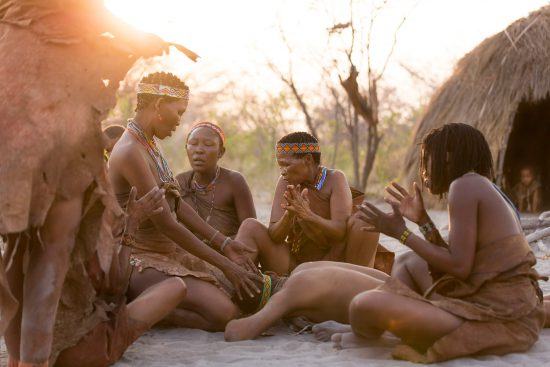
[187,122,226,145]
[276,142,321,154]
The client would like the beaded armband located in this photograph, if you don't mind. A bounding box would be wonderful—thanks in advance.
[419,220,436,237]
[400,229,412,244]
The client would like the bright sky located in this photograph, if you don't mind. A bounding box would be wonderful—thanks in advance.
[105,0,549,105]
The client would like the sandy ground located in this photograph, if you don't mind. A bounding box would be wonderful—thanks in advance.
[112,208,550,367]
[2,207,550,366]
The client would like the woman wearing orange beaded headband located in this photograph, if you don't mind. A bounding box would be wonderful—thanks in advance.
[232,131,380,276]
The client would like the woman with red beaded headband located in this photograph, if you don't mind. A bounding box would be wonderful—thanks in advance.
[232,131,382,276]
[108,72,262,333]
[176,122,256,240]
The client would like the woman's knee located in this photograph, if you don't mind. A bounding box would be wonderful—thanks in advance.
[163,277,187,301]
[349,290,388,321]
[240,218,264,232]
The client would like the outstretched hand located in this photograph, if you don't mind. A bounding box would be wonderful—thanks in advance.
[125,186,165,235]
[384,182,428,224]
[356,201,407,240]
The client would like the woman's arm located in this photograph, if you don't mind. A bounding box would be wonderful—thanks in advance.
[360,178,478,280]
[286,171,351,244]
[115,147,260,297]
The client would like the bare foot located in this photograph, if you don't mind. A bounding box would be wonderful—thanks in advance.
[312,321,352,342]
[332,332,371,349]
[225,318,257,341]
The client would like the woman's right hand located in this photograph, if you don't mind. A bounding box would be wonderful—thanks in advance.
[222,261,262,300]
[384,182,428,224]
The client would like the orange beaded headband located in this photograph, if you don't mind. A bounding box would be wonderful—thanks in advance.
[137,83,189,100]
[276,142,320,154]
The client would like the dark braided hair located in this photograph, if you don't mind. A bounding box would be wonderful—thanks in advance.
[136,72,189,111]
[420,123,494,196]
[277,131,321,164]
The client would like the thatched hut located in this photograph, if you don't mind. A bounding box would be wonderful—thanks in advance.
[404,5,550,209]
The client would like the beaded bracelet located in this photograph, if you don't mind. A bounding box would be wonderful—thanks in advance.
[220,237,231,253]
[419,220,435,237]
[400,229,412,244]
[204,230,220,247]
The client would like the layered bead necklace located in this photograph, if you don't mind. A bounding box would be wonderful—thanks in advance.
[191,166,220,223]
[127,120,175,185]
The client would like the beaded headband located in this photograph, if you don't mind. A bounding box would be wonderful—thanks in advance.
[276,142,321,154]
[187,122,226,145]
[137,82,189,100]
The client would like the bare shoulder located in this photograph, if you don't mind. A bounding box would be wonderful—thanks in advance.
[448,173,490,203]
[110,134,141,166]
[223,167,248,185]
[328,168,349,187]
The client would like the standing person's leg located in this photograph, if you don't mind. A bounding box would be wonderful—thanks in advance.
[4,234,26,365]
[20,195,83,364]
[332,290,463,351]
[235,218,292,274]
[128,268,239,331]
[544,295,550,328]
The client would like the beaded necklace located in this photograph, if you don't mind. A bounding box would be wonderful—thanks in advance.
[313,166,328,191]
[191,166,220,223]
[127,120,175,185]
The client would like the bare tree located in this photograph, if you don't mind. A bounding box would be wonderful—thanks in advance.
[329,0,413,191]
[268,28,319,138]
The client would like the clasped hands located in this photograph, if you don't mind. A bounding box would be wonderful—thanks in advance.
[280,184,314,222]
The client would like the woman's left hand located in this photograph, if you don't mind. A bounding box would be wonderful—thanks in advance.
[223,239,260,274]
[283,185,314,221]
[356,201,408,240]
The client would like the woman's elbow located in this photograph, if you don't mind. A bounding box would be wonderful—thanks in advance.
[450,264,472,280]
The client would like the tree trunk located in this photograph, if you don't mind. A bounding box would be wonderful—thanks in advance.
[360,123,381,191]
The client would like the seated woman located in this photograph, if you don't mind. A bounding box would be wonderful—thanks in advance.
[108,72,261,333]
[235,131,382,275]
[176,122,256,239]
[334,123,544,363]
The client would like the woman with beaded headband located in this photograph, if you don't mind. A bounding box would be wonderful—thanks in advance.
[108,72,262,332]
[334,123,544,362]
[234,131,383,276]
[176,121,256,239]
